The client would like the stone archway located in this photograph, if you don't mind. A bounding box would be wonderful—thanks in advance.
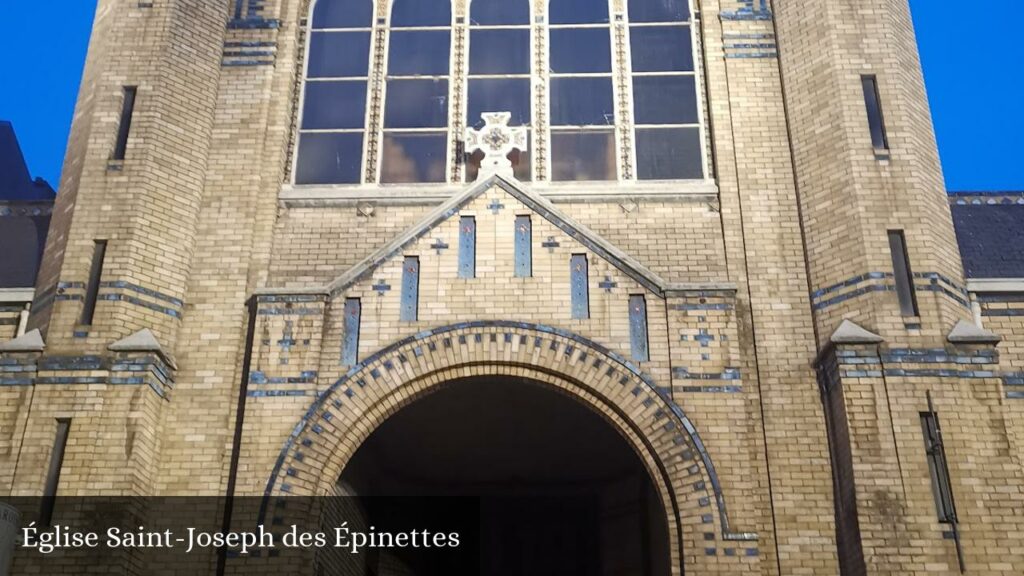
[262,321,752,572]
[337,375,674,575]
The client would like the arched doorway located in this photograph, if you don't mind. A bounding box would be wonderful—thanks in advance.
[336,376,671,576]
[263,322,754,575]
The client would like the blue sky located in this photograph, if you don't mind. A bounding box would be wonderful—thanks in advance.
[0,1,1020,191]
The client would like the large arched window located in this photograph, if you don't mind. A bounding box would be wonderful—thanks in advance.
[466,0,532,181]
[628,0,703,179]
[548,0,616,181]
[379,0,453,183]
[295,0,374,184]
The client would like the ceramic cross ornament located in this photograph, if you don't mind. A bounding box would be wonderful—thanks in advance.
[465,112,528,178]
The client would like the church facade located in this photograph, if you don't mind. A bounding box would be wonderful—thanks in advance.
[2,0,1024,574]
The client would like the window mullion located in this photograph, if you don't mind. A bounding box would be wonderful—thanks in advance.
[535,16,549,182]
[450,18,467,183]
[366,19,389,184]
[612,12,635,181]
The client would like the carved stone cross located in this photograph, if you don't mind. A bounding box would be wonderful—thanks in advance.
[465,112,528,179]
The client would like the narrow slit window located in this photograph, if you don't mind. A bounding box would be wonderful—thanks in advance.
[514,215,532,278]
[888,230,919,317]
[81,240,108,326]
[112,87,137,161]
[861,75,889,151]
[921,411,957,523]
[458,216,476,279]
[400,256,420,322]
[629,295,650,362]
[41,418,71,526]
[570,254,590,319]
[341,298,361,366]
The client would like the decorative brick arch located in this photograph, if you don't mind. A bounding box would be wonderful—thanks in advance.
[262,321,756,562]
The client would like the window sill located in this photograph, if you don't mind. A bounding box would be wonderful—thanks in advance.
[280,178,720,206]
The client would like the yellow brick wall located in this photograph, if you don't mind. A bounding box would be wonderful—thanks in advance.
[1,0,1021,575]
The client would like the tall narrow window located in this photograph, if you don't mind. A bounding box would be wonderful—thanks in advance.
[458,216,477,278]
[629,294,650,361]
[549,0,616,181]
[514,215,532,277]
[296,0,374,184]
[861,75,889,151]
[80,240,107,326]
[570,254,590,319]
[466,0,532,181]
[628,0,702,179]
[888,230,919,316]
[341,298,361,366]
[400,256,420,322]
[40,418,71,526]
[112,87,137,161]
[380,0,452,183]
[921,411,957,523]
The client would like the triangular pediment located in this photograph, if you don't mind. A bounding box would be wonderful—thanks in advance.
[109,328,176,368]
[947,320,1001,344]
[317,175,728,299]
[829,319,884,345]
[0,328,45,352]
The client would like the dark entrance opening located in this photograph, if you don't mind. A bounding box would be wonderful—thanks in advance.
[334,376,672,576]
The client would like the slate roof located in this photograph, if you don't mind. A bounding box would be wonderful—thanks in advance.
[950,193,1024,279]
[0,121,55,201]
[0,204,51,289]
[0,121,55,288]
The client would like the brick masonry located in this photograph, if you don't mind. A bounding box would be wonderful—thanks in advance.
[2,0,1022,575]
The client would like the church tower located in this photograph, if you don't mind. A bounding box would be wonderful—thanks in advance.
[775,0,1024,573]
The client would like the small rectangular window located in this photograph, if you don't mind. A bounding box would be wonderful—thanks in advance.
[570,254,590,319]
[80,240,108,326]
[861,75,889,151]
[113,87,137,161]
[514,216,532,278]
[400,256,420,322]
[888,230,919,317]
[41,418,71,526]
[629,295,650,362]
[921,412,957,523]
[551,130,617,181]
[458,216,476,279]
[342,298,361,366]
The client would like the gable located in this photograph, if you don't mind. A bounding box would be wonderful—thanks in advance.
[320,175,710,299]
